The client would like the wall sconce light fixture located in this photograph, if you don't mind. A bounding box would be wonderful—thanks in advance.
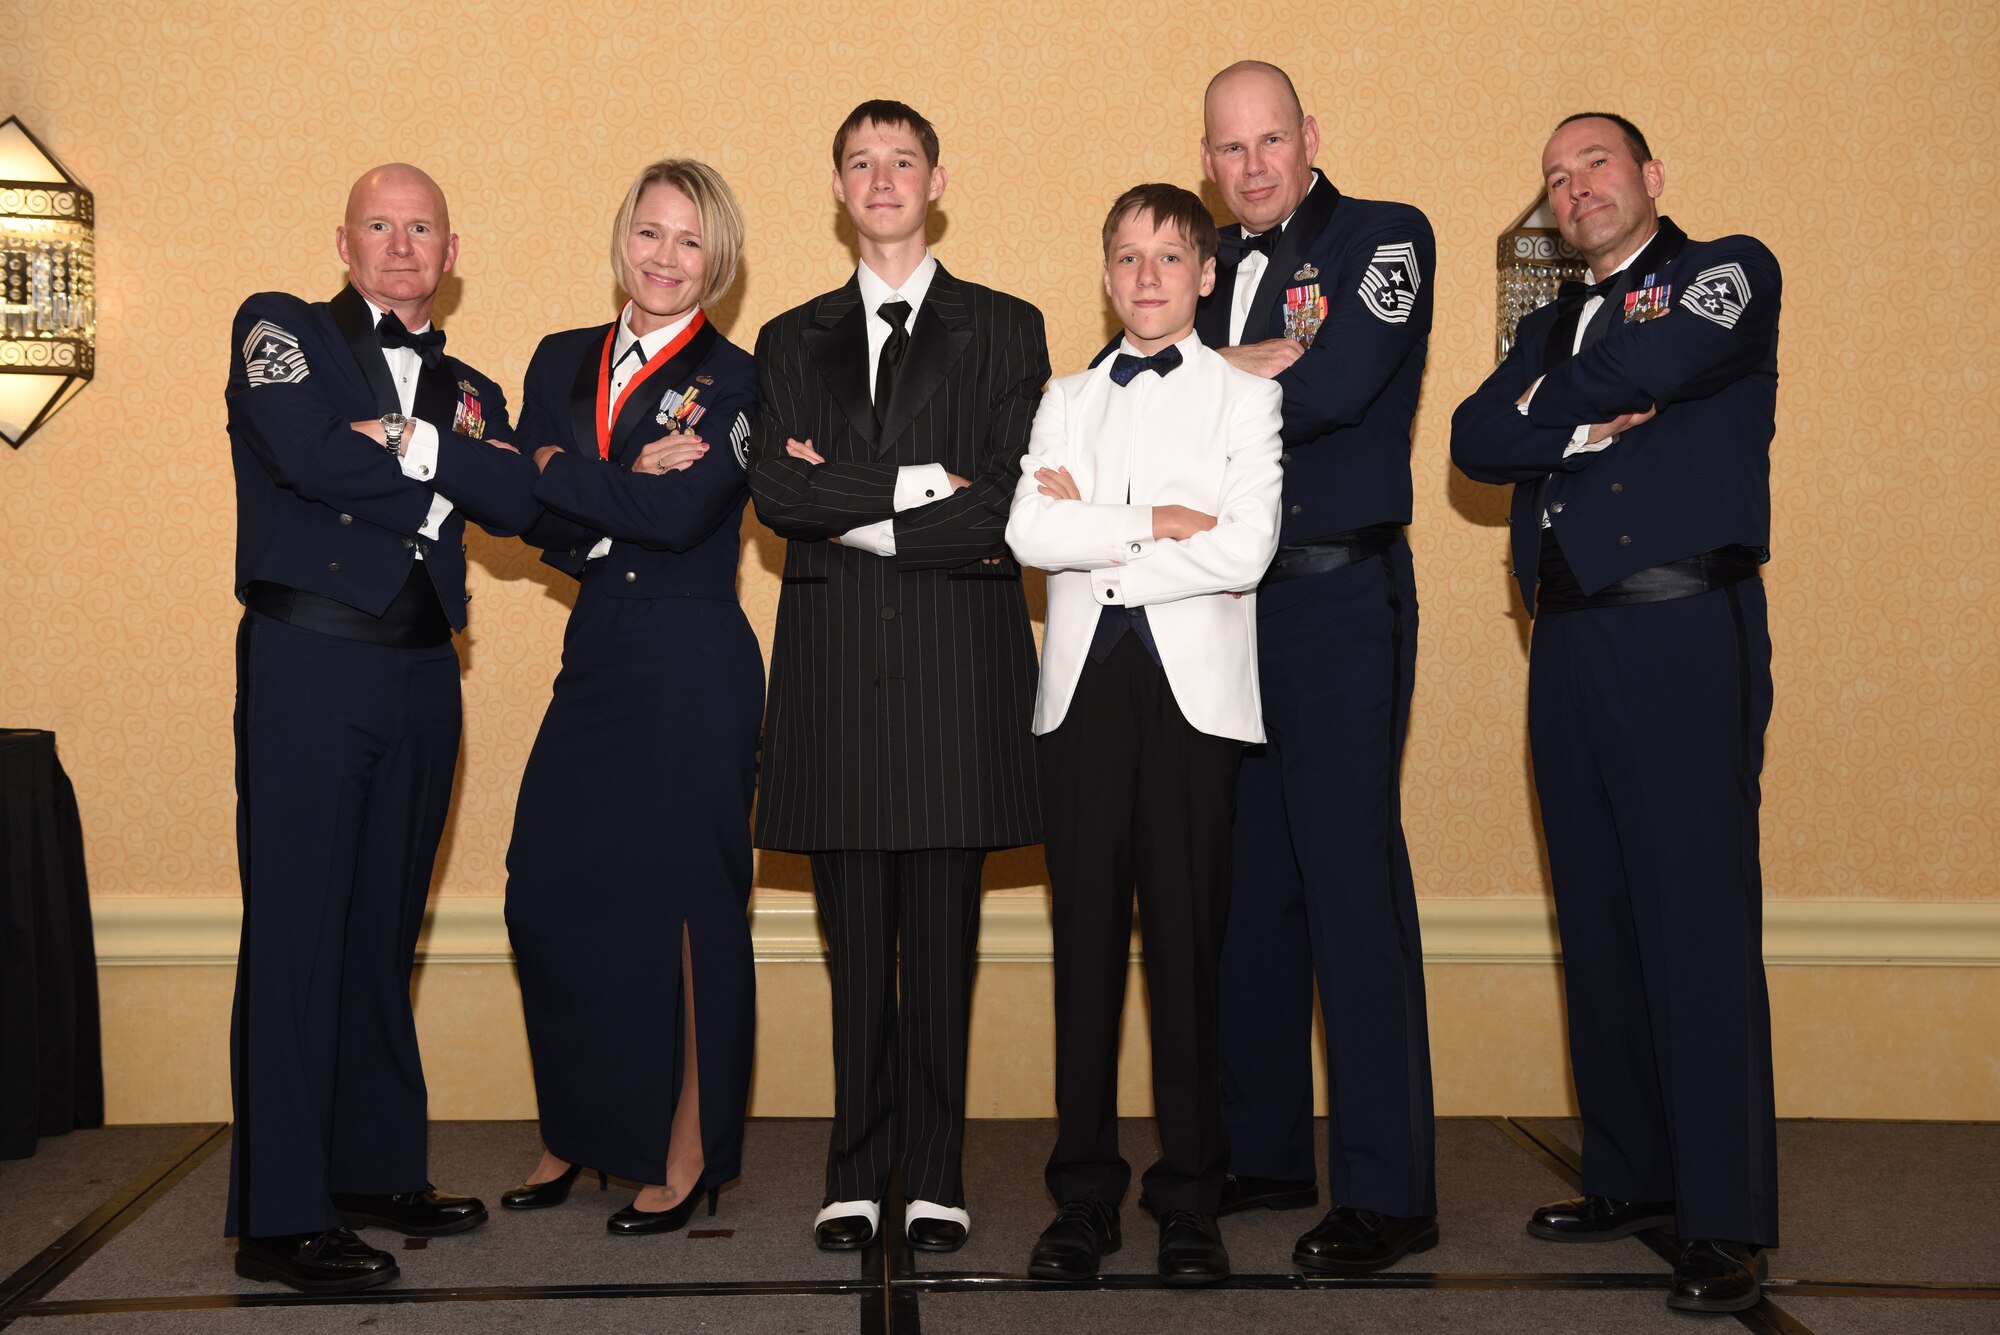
[1496,195,1583,365]
[0,116,94,449]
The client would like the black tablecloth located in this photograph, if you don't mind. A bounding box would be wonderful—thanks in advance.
[0,729,104,1158]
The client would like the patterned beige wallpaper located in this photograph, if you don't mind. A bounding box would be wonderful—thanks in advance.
[2,0,1994,904]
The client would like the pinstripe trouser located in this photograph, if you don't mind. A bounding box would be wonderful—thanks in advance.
[809,849,984,1206]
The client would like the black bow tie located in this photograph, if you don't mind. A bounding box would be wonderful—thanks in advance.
[1555,273,1621,315]
[377,312,446,368]
[1224,229,1277,263]
[1109,344,1183,387]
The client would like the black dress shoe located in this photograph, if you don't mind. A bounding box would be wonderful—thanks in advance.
[608,1184,719,1235]
[813,1203,879,1252]
[906,1216,968,1252]
[502,1163,612,1210]
[332,1189,489,1236]
[1156,1209,1229,1286]
[1293,1206,1438,1273]
[1527,1193,1675,1242]
[1668,1239,1767,1313]
[1027,1198,1121,1280]
[1216,1173,1319,1216]
[234,1228,398,1293]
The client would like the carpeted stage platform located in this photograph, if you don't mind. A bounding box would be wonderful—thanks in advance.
[1,1119,1994,1333]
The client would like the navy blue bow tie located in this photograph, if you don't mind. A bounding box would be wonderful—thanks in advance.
[1223,229,1276,263]
[1109,344,1183,387]
[377,311,446,368]
[1555,272,1620,315]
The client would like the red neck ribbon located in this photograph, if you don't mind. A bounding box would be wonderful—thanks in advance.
[595,308,707,459]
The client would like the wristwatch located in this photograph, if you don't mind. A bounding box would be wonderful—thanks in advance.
[379,412,408,455]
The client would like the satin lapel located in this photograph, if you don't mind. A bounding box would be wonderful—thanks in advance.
[1242,173,1340,342]
[328,284,401,414]
[1542,303,1584,368]
[608,320,719,464]
[412,354,457,437]
[1195,241,1239,347]
[569,326,614,456]
[802,279,875,449]
[875,267,973,458]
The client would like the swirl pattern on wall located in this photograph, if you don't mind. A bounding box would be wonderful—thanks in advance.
[1,0,1994,905]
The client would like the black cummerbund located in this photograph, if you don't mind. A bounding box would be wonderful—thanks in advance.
[1261,523,1402,586]
[244,564,453,648]
[1537,533,1766,614]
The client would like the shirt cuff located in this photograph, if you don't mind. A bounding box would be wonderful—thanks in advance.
[397,421,441,481]
[1561,424,1607,457]
[894,463,951,511]
[841,518,897,557]
[587,536,612,560]
[418,492,453,542]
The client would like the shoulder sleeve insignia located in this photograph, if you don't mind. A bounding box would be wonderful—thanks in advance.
[1357,241,1422,324]
[729,412,751,468]
[1679,262,1752,329]
[241,320,310,386]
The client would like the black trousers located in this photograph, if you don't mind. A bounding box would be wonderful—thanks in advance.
[1530,581,1779,1247]
[1039,634,1243,1216]
[226,612,460,1238]
[809,846,984,1206]
[1218,542,1436,1217]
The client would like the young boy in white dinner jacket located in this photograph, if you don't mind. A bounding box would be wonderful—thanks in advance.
[1005,182,1283,1288]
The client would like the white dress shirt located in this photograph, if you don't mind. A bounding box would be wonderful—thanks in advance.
[1227,175,1320,347]
[362,298,451,552]
[839,252,954,557]
[585,302,701,560]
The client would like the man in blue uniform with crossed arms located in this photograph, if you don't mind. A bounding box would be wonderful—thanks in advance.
[226,163,536,1293]
[1451,112,1782,1315]
[1196,60,1439,1273]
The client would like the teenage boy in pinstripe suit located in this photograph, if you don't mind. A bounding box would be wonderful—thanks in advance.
[746,99,1050,1255]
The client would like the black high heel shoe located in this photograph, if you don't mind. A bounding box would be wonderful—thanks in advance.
[500,1163,608,1211]
[606,1184,720,1235]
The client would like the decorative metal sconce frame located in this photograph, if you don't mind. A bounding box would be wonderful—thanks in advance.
[1,115,95,449]
[1496,195,1583,365]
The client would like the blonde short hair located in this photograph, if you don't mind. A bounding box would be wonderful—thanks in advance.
[610,159,745,310]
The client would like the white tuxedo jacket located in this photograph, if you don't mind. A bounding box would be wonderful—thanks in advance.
[1006,334,1283,742]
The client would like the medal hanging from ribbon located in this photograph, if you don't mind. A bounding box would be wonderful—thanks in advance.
[596,309,708,458]
[1284,284,1327,348]
[1623,283,1673,323]
[656,385,707,429]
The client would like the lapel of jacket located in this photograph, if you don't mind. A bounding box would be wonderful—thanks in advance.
[607,319,719,464]
[328,284,402,414]
[874,264,974,458]
[569,325,615,457]
[1241,171,1340,344]
[413,354,458,439]
[801,277,876,452]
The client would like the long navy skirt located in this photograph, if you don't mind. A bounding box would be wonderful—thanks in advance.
[505,581,762,1187]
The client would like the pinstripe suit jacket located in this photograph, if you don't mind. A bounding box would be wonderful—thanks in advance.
[748,265,1049,851]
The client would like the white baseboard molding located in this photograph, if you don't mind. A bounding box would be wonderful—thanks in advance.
[90,893,2000,968]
